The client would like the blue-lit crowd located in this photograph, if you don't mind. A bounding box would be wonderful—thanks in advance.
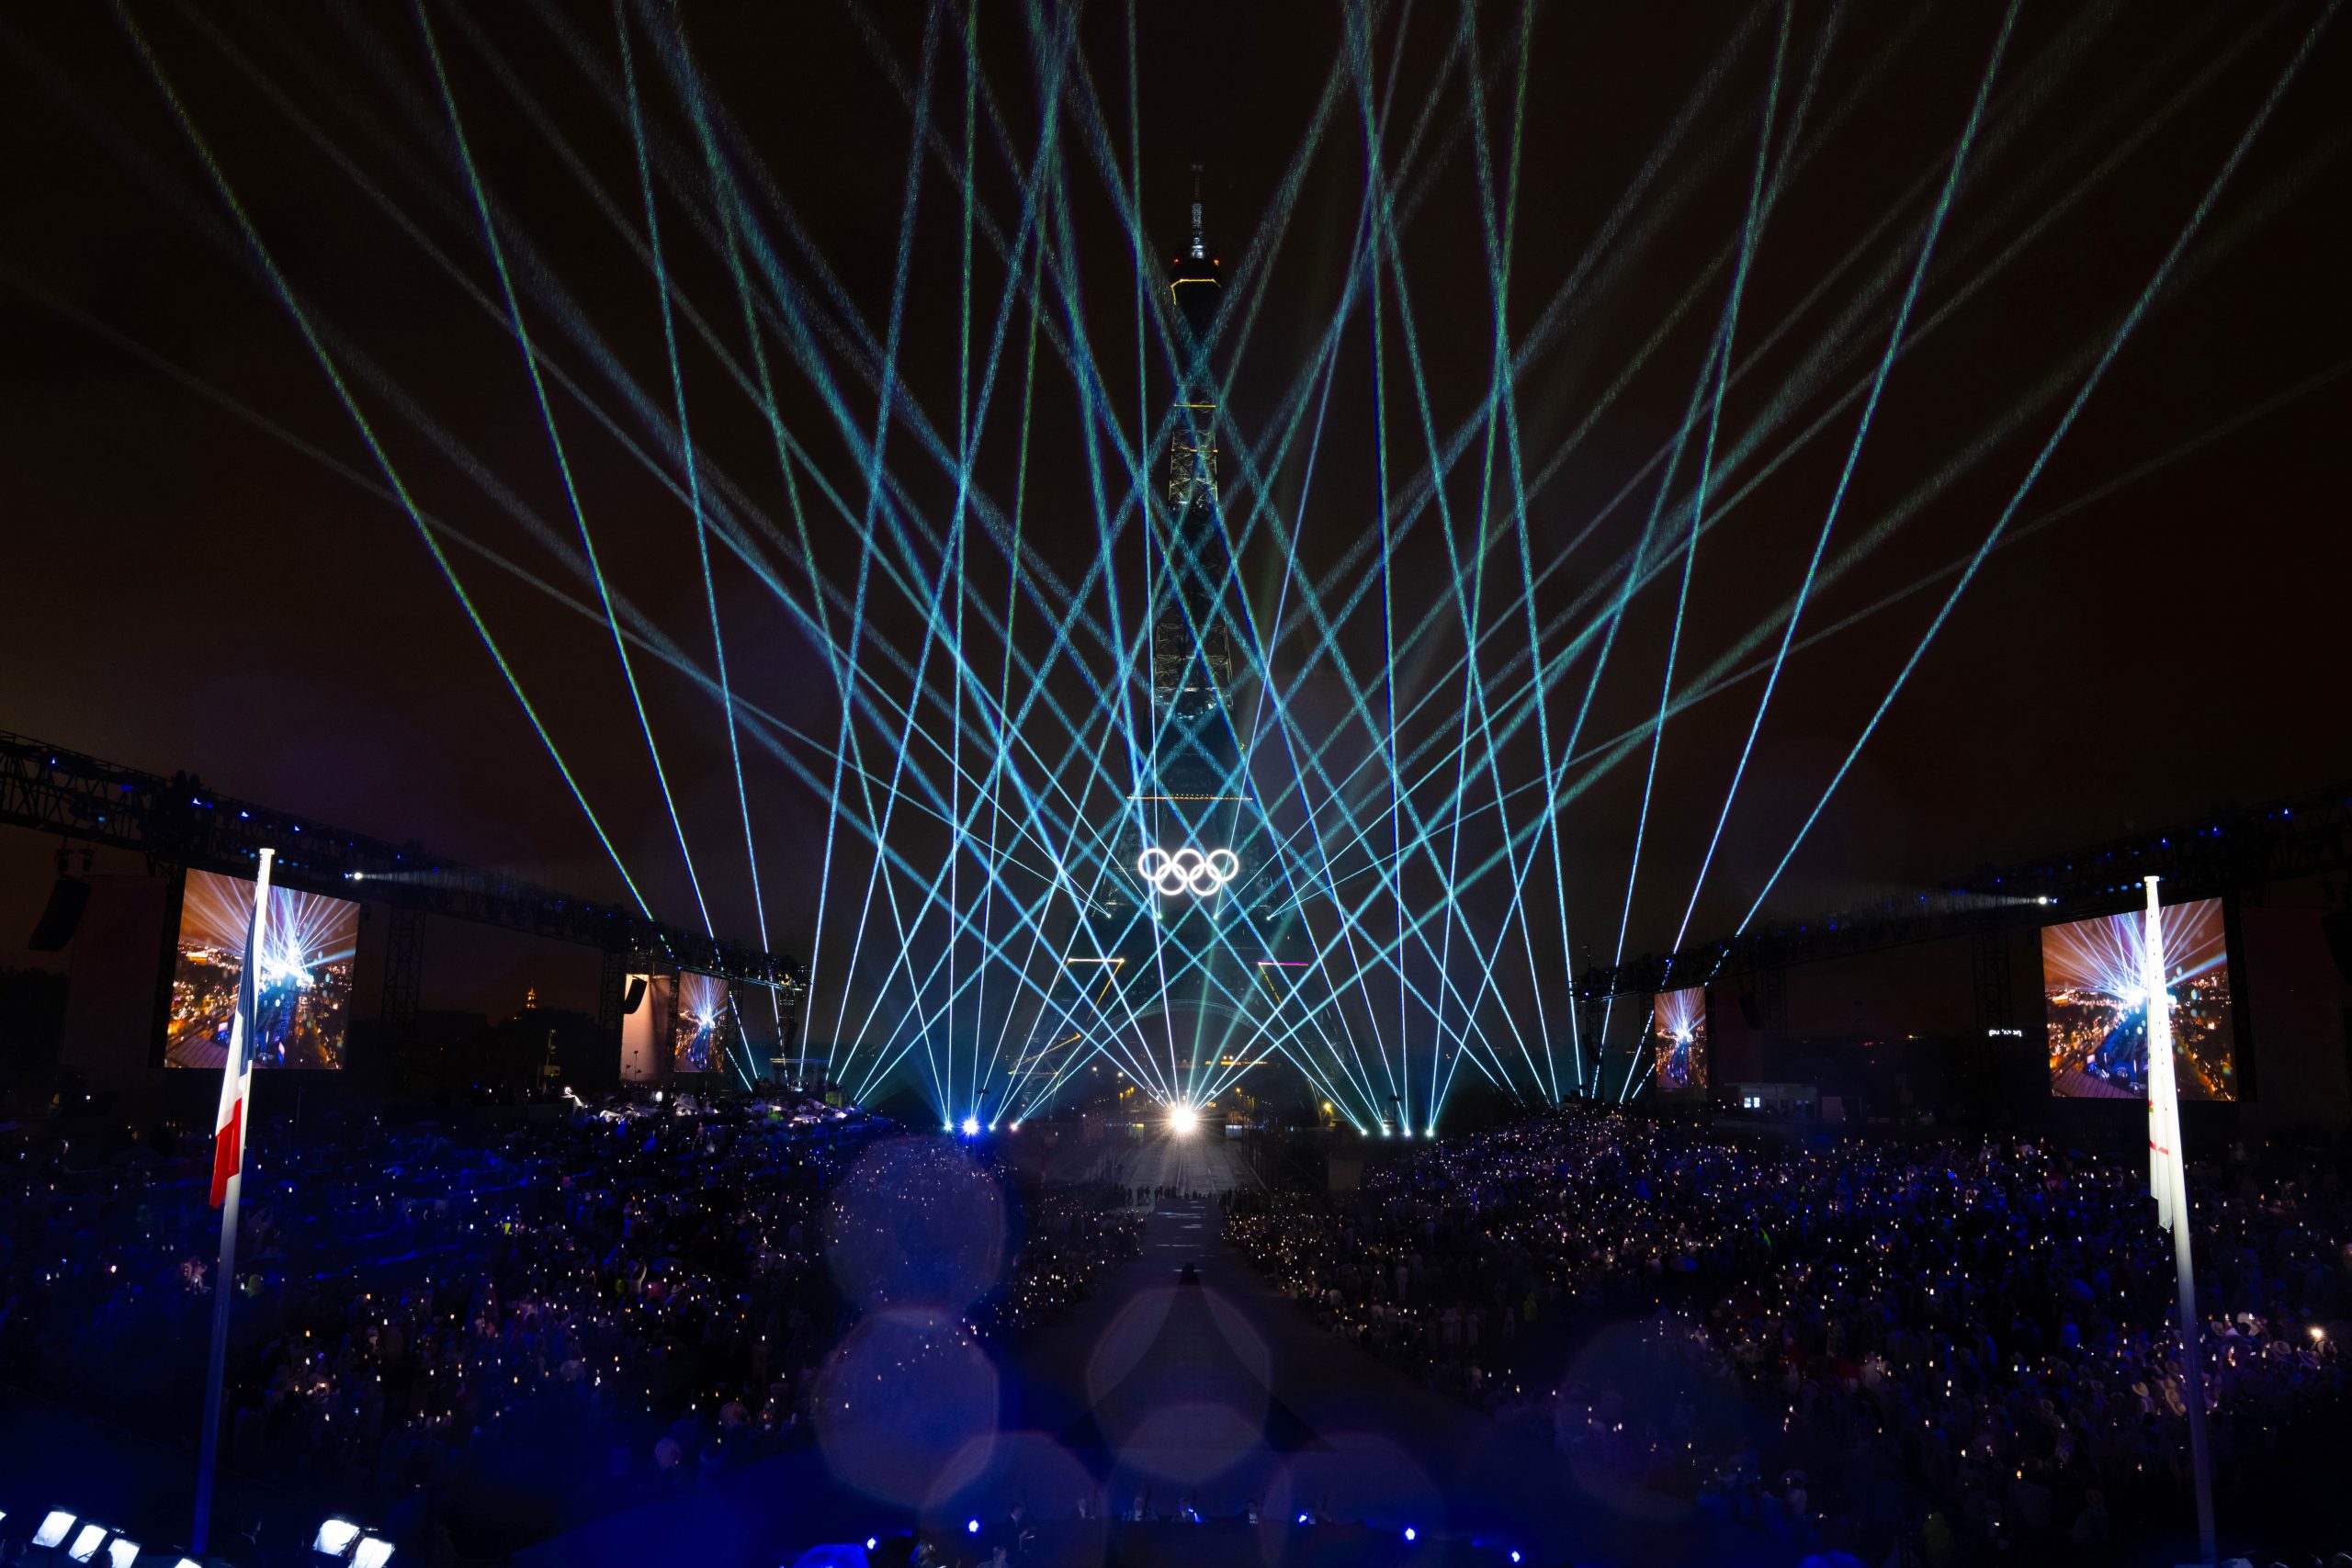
[1227,1106,2352,1562]
[0,1093,1136,1560]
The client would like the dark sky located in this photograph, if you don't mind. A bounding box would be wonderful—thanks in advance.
[3,2,2347,1089]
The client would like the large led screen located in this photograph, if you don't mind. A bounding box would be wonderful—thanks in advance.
[674,972,741,1075]
[2042,896,2234,1100]
[165,868,358,1069]
[1651,987,1709,1090]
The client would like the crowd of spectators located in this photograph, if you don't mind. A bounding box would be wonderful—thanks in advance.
[0,1091,1136,1559]
[1227,1106,2352,1562]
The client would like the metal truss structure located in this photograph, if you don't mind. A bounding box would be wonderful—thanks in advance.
[0,728,804,998]
[1576,780,2352,1001]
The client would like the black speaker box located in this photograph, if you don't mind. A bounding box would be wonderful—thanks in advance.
[27,875,91,951]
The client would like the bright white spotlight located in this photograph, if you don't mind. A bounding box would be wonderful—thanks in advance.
[1403,1527,1418,1542]
[33,1513,75,1549]
[314,1518,364,1555]
[67,1524,108,1563]
[966,1519,981,1535]
[105,1539,141,1568]
[1008,1121,1022,1133]
[1168,1103,1199,1134]
[865,1540,879,1551]
[353,1537,395,1568]
[960,1116,981,1137]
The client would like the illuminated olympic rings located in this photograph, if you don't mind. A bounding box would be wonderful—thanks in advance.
[1136,846,1239,897]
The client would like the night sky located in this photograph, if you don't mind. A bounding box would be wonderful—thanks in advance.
[3,3,2347,1090]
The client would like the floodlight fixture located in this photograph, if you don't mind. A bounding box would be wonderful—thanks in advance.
[313,1518,363,1556]
[67,1524,108,1563]
[33,1513,76,1549]
[1168,1102,1199,1134]
[353,1538,395,1568]
[105,1540,140,1568]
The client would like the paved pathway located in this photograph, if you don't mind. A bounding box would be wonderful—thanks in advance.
[992,1158,1773,1566]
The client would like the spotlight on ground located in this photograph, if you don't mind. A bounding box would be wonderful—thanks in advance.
[1168,1103,1199,1135]
[960,1116,981,1137]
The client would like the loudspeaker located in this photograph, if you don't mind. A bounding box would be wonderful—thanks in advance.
[27,875,92,951]
[1738,991,1765,1031]
[622,976,649,1015]
[2323,908,2352,985]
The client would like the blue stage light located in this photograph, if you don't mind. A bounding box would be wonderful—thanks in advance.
[960,1116,980,1136]
[866,1540,878,1551]
[967,1519,981,1535]
[1404,1527,1417,1542]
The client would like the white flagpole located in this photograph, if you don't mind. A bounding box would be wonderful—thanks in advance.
[2141,874,2215,1562]
[194,848,273,1555]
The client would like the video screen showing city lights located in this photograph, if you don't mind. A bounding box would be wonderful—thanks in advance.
[1651,987,1709,1091]
[2042,896,2235,1101]
[673,972,740,1075]
[165,868,358,1070]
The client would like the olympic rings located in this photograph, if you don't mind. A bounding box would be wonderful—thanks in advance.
[1136,845,1239,897]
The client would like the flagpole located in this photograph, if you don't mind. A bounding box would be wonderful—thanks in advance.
[194,848,273,1555]
[2141,874,2216,1562]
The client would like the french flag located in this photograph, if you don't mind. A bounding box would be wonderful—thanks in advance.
[209,849,274,1209]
